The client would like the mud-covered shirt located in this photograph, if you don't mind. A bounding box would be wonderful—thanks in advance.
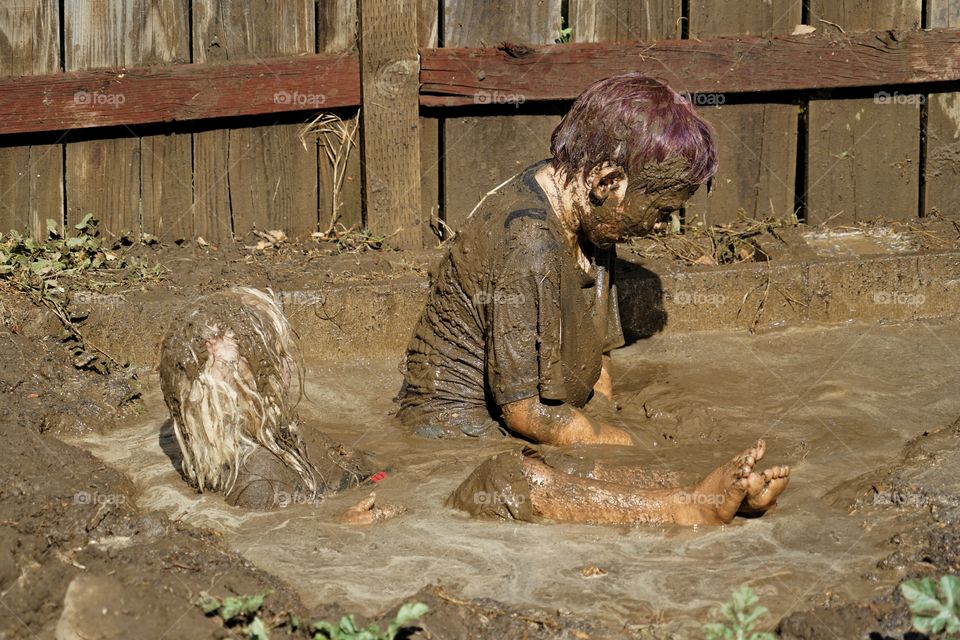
[396,160,625,438]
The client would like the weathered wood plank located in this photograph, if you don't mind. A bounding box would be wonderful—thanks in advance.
[685,0,800,224]
[925,0,960,216]
[419,29,960,106]
[139,0,192,243]
[806,0,921,224]
[359,0,423,248]
[193,0,318,241]
[0,53,361,136]
[570,0,681,42]
[441,0,562,233]
[64,0,142,236]
[0,0,62,237]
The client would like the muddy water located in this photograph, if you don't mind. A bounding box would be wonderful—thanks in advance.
[70,319,960,635]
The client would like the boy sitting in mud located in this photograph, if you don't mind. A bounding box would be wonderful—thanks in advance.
[398,73,791,525]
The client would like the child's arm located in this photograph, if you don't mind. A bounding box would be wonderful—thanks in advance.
[500,395,632,446]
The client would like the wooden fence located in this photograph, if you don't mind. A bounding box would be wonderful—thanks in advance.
[1,0,959,250]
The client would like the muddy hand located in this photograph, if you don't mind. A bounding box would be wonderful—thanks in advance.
[339,491,405,525]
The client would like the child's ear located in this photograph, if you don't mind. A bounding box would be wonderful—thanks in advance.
[588,164,627,205]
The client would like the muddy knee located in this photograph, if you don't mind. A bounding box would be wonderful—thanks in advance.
[447,452,533,521]
[227,447,306,509]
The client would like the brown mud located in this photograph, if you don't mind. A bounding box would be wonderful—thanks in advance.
[4,231,960,638]
[40,317,960,638]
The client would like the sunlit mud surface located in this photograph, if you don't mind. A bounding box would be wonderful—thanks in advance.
[69,319,960,634]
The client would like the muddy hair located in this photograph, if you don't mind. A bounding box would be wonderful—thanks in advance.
[550,72,718,187]
[159,287,320,499]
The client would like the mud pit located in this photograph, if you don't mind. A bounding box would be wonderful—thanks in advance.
[65,317,960,637]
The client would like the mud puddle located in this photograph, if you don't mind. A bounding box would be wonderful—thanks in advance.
[68,319,960,635]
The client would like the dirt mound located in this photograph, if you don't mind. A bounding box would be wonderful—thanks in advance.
[778,420,960,639]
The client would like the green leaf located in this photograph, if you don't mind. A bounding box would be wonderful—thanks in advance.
[74,213,93,231]
[46,219,60,238]
[197,592,222,615]
[902,578,943,615]
[703,622,734,640]
[248,616,269,640]
[393,602,428,627]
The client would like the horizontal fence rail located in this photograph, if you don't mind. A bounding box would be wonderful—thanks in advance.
[0,53,361,135]
[1,29,958,136]
[419,29,960,106]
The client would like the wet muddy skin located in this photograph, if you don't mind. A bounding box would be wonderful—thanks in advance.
[69,319,960,636]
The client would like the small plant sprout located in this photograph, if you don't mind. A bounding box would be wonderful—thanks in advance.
[311,601,429,640]
[900,574,960,636]
[198,591,271,640]
[703,585,776,640]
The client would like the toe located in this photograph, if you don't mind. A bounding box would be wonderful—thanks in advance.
[755,439,767,461]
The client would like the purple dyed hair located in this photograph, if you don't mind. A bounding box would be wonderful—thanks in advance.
[551,73,718,187]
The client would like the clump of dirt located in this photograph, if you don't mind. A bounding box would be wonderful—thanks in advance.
[626,213,960,267]
[778,419,960,640]
[0,290,141,435]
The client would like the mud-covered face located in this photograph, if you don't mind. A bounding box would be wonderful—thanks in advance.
[579,159,698,248]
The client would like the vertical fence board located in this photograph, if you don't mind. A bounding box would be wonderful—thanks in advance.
[64,0,142,237]
[0,0,62,237]
[418,0,440,245]
[139,0,192,242]
[193,0,317,242]
[317,0,362,233]
[442,0,562,232]
[359,0,423,248]
[925,0,960,216]
[806,0,922,224]
[686,0,800,225]
[571,0,680,41]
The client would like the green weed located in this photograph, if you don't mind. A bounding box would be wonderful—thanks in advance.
[198,591,271,640]
[703,585,776,640]
[311,602,429,640]
[0,216,167,371]
[900,574,960,636]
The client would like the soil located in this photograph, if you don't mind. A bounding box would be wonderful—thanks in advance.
[3,226,960,639]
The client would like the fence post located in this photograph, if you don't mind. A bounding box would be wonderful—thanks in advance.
[359,0,424,250]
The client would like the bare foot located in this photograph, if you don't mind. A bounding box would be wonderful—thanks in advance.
[739,465,791,516]
[683,440,766,525]
[339,492,405,525]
